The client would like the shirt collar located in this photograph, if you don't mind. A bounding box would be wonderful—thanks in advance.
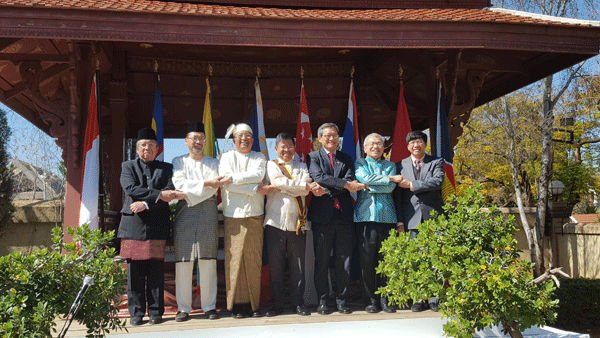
[365,156,381,163]
[411,155,425,164]
[277,158,293,165]
[323,148,336,156]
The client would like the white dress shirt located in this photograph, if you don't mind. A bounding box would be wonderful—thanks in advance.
[172,154,219,207]
[218,150,267,218]
[264,158,312,231]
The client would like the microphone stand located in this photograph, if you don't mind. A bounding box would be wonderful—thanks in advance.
[58,276,94,338]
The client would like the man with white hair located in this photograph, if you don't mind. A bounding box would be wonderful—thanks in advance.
[219,123,276,318]
[354,133,405,314]
[172,121,228,322]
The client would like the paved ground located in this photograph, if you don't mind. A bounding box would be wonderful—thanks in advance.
[56,308,589,338]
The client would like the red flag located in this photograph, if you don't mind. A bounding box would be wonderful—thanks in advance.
[390,81,412,163]
[295,81,312,163]
[78,74,100,230]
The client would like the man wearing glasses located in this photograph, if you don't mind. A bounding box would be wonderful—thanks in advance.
[307,123,366,315]
[171,122,228,322]
[393,130,445,312]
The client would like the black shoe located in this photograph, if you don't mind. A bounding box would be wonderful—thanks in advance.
[233,311,245,319]
[296,305,310,316]
[429,302,440,312]
[129,316,143,326]
[205,310,220,320]
[149,316,162,325]
[251,310,262,318]
[317,301,330,315]
[337,304,352,314]
[365,304,379,313]
[410,301,429,312]
[175,311,189,322]
[266,307,283,317]
[381,299,396,313]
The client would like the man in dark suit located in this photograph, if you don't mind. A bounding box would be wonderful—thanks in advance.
[307,122,367,315]
[393,130,445,312]
[117,128,182,326]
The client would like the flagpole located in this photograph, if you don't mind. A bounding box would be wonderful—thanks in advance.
[95,64,105,233]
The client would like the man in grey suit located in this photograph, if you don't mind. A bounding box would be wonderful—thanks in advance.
[393,130,444,312]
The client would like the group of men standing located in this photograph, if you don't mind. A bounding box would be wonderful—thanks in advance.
[116,121,444,325]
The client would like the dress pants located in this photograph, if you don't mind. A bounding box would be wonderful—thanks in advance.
[265,225,306,308]
[127,259,164,318]
[175,260,218,313]
[357,222,395,305]
[312,209,353,306]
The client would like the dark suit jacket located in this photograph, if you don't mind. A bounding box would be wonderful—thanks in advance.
[393,154,445,230]
[307,148,355,224]
[117,158,175,241]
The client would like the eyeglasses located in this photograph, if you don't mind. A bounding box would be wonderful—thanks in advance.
[187,136,206,142]
[278,145,295,151]
[408,140,425,146]
[367,142,384,147]
[138,142,157,149]
[235,133,253,139]
[321,134,339,140]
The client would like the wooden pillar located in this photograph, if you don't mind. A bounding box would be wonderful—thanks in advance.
[108,50,128,212]
[63,42,94,240]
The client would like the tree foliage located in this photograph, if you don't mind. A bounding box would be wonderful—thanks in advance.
[0,106,14,236]
[0,224,126,338]
[377,185,557,338]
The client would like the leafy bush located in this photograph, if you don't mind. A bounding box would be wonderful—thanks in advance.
[552,278,600,332]
[0,224,126,338]
[377,185,557,338]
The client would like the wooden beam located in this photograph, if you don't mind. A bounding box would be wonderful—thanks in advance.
[4,63,69,100]
[0,53,69,63]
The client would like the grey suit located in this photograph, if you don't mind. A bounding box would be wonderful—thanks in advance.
[394,154,445,231]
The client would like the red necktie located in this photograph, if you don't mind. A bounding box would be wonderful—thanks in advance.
[328,153,341,209]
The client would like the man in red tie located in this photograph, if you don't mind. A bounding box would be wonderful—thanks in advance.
[393,130,445,312]
[306,123,366,315]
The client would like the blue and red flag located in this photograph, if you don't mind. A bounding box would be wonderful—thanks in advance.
[152,74,164,161]
[390,80,412,163]
[435,82,456,200]
[341,79,360,161]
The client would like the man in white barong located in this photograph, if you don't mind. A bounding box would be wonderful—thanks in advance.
[172,121,228,322]
[263,132,326,317]
[219,123,277,318]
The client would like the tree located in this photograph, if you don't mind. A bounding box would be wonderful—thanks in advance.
[0,224,126,338]
[377,185,558,338]
[0,105,14,237]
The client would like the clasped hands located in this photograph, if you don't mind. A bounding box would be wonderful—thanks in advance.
[390,174,412,189]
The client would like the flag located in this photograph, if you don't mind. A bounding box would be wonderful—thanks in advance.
[436,82,457,200]
[78,74,100,230]
[250,77,268,158]
[295,81,312,163]
[202,77,220,158]
[341,79,360,161]
[152,74,164,161]
[390,80,412,163]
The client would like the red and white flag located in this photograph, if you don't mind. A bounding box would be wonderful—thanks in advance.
[295,81,312,163]
[78,75,100,230]
[390,80,412,163]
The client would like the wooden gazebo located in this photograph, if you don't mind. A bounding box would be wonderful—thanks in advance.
[1,0,600,230]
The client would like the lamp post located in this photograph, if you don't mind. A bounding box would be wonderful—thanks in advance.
[548,180,565,202]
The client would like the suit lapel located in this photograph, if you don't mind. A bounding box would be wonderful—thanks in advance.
[421,155,433,177]
[402,157,415,181]
[320,148,334,176]
[333,152,342,178]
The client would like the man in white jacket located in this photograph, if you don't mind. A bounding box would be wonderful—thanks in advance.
[263,132,326,317]
[172,122,228,322]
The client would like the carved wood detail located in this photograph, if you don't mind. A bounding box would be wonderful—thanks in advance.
[18,60,69,156]
[448,69,488,145]
[128,56,354,78]
[68,40,82,168]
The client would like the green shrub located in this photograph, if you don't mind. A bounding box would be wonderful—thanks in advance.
[551,278,600,332]
[377,185,557,338]
[0,224,126,338]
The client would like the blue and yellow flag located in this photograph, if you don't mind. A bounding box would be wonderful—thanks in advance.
[151,74,164,161]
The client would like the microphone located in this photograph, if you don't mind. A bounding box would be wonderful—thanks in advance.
[71,276,94,310]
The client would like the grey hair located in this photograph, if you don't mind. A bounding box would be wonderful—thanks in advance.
[317,123,339,138]
[275,132,295,147]
[363,133,384,148]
